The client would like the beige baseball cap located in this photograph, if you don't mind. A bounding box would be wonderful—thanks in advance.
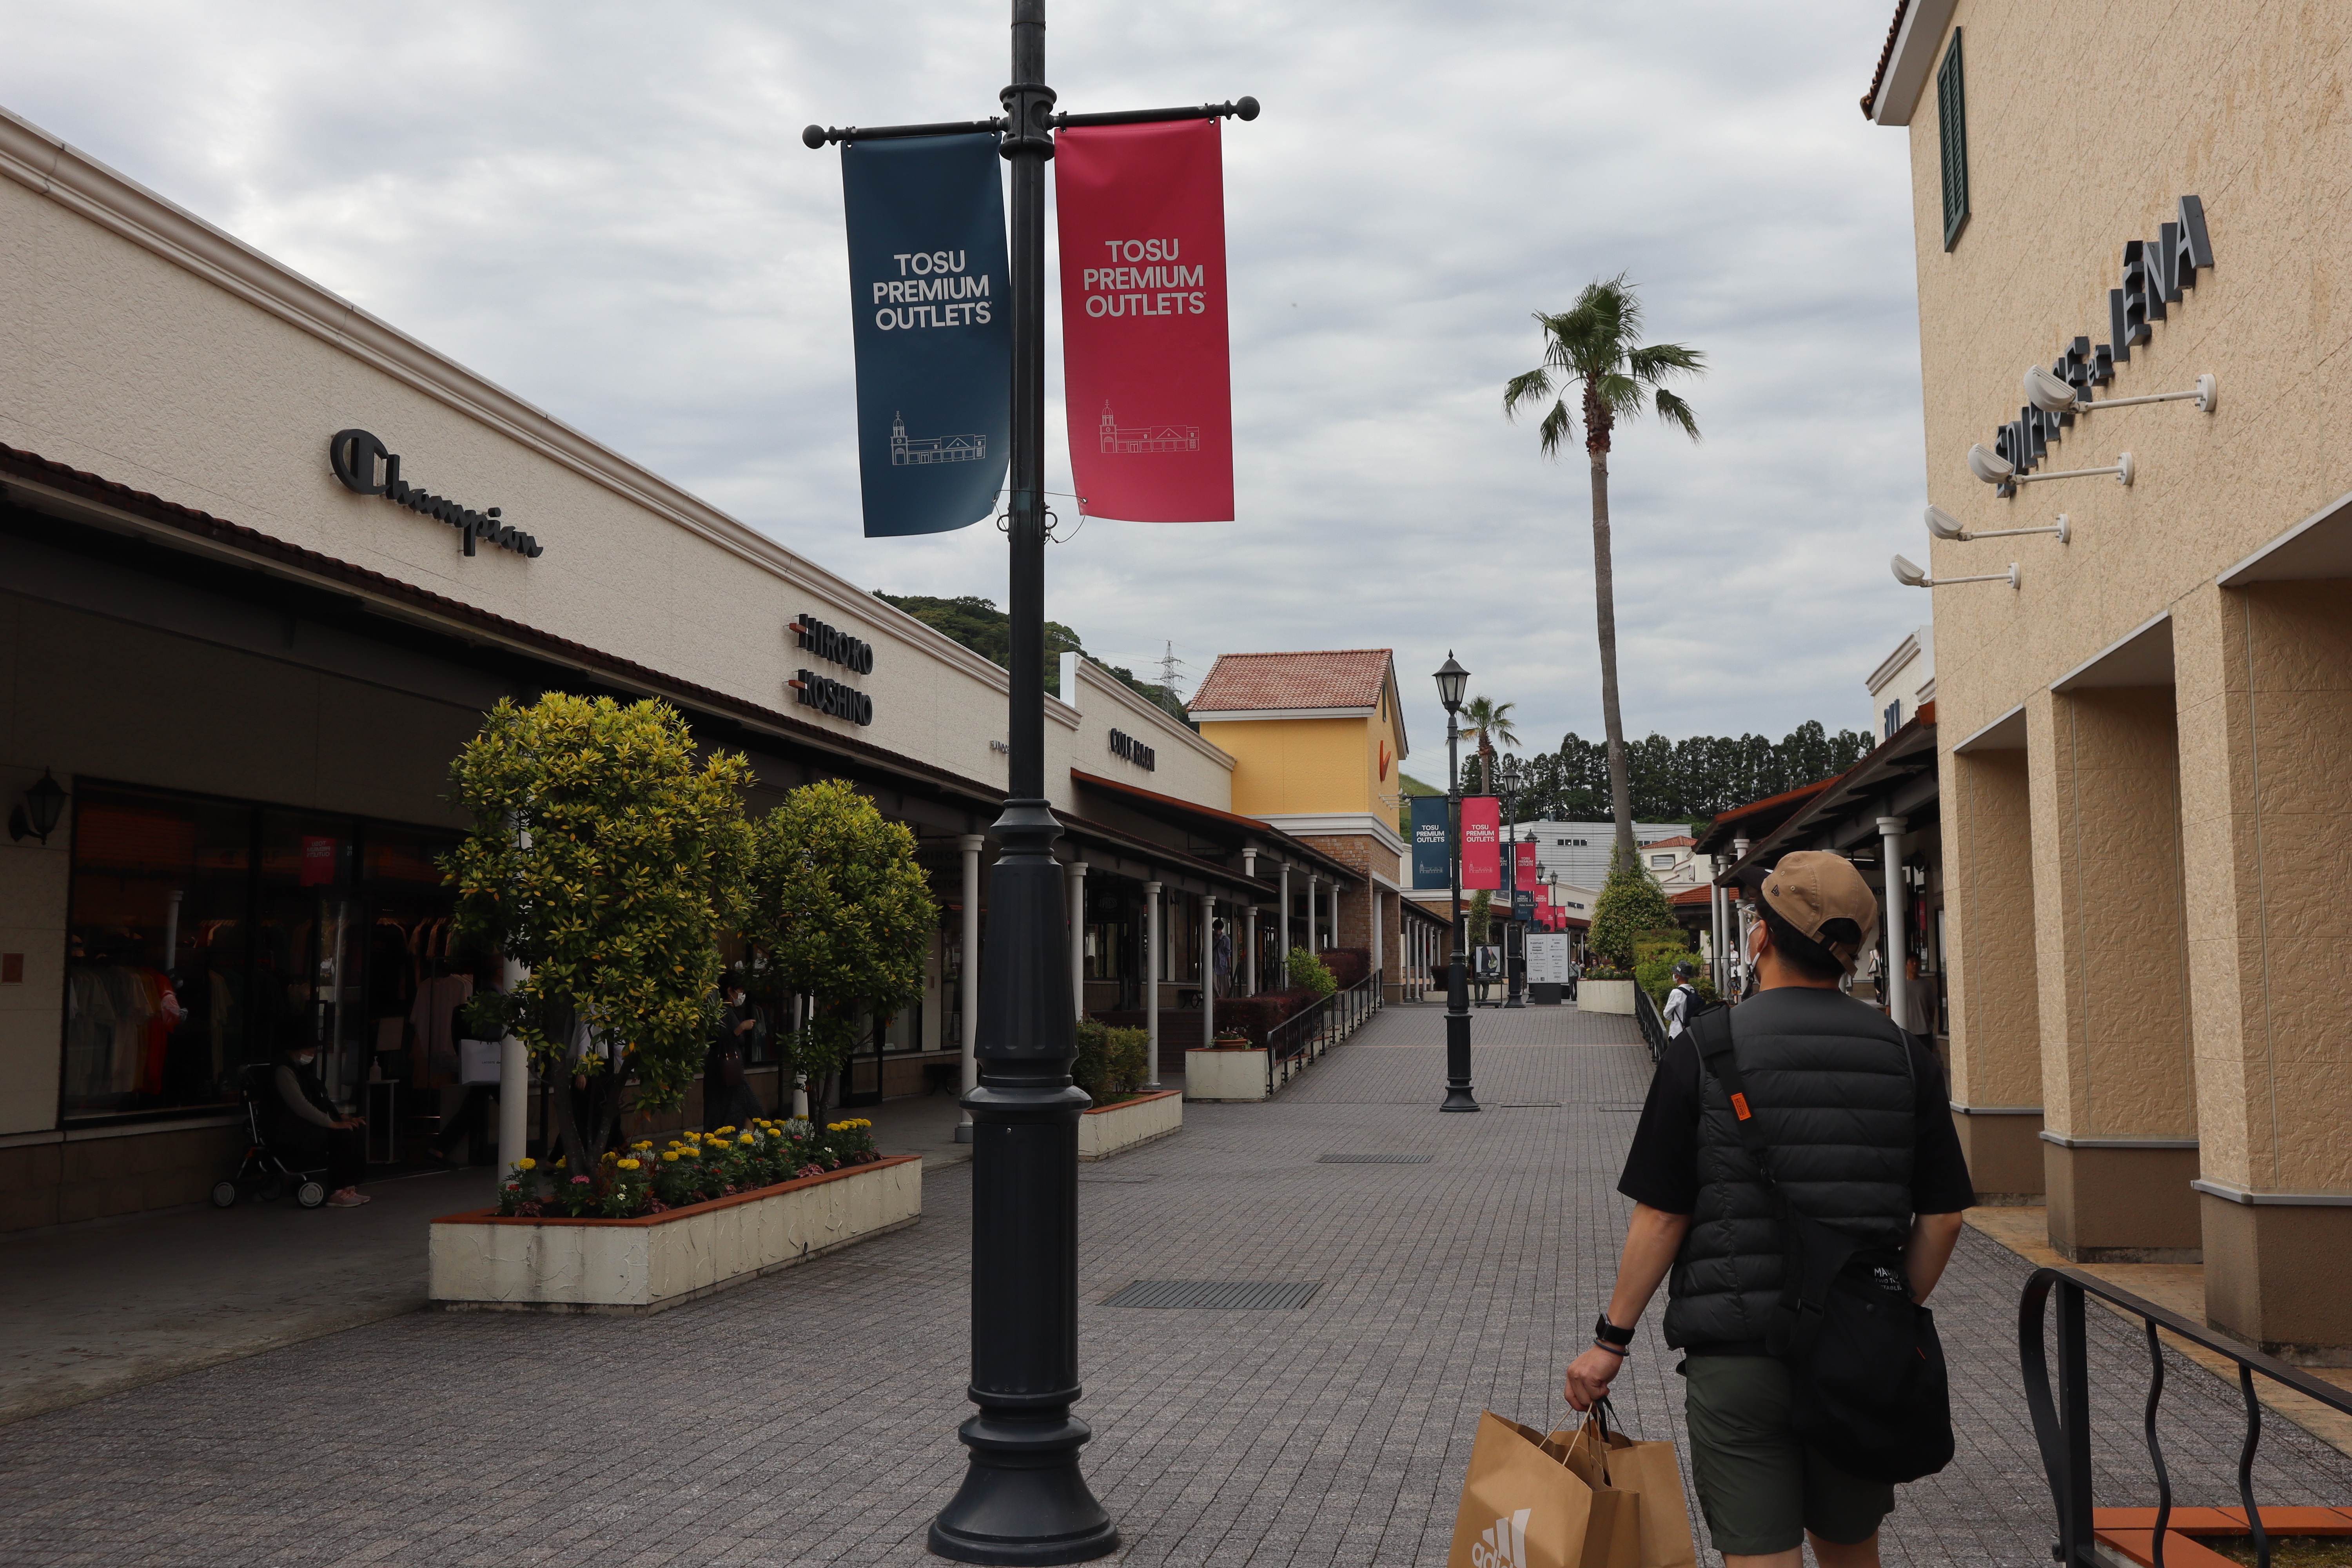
[1758,851,1880,973]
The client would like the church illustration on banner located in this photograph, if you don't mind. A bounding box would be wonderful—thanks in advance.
[1098,402,1199,456]
[889,412,987,467]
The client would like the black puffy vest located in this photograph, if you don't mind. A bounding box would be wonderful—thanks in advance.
[1662,986,1918,1354]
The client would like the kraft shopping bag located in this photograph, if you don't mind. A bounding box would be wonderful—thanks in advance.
[1554,1406,1698,1568]
[1447,1412,1600,1568]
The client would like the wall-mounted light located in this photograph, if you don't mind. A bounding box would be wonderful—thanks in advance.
[8,769,67,844]
[2024,364,2215,416]
[1968,444,2132,489]
[1891,554,2018,590]
[1926,505,2069,544]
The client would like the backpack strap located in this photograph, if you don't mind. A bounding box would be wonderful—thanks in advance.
[1689,1005,1777,1196]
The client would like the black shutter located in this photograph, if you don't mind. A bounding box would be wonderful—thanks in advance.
[1937,29,1969,249]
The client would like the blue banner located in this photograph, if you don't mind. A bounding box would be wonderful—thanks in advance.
[840,133,1011,537]
[1410,796,1451,889]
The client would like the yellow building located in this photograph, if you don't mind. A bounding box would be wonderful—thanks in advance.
[1190,650,1434,997]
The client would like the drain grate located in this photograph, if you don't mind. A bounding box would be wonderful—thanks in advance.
[1498,1102,1563,1108]
[1316,1152,1433,1164]
[1103,1279,1322,1310]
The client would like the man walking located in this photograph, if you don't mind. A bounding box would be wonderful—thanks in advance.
[1564,851,1971,1568]
[1662,960,1699,1039]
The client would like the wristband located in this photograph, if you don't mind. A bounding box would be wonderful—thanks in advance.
[1589,1340,1628,1359]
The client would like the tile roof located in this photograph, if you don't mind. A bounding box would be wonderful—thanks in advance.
[1189,649,1394,713]
[1646,835,1696,849]
[1859,0,1910,118]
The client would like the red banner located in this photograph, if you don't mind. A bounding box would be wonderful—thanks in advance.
[1461,797,1500,891]
[1514,840,1539,893]
[1054,119,1234,523]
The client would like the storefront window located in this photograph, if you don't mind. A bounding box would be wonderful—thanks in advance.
[61,782,469,1125]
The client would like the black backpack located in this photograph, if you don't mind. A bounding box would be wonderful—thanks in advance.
[1688,1007,1955,1485]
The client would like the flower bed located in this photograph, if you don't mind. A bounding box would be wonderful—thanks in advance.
[1078,1089,1182,1160]
[496,1116,874,1218]
[430,1152,922,1314]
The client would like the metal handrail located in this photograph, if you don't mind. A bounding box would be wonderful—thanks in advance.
[2019,1266,2352,1568]
[1633,984,1668,1062]
[1259,968,1382,1094]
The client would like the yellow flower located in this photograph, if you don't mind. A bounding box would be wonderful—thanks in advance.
[679,1147,699,1157]
[661,1151,680,1163]
[619,1159,641,1171]
[715,1126,735,1136]
[516,1158,537,1171]
[739,1134,753,1145]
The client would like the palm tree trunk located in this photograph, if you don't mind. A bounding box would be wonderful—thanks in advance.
[1588,447,1637,864]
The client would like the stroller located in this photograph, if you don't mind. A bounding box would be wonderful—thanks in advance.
[211,1063,329,1209]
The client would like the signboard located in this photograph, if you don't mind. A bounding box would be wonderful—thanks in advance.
[839,132,1012,536]
[1410,796,1451,889]
[1515,840,1540,893]
[1526,932,1570,986]
[1512,890,1535,922]
[299,836,338,887]
[1473,945,1502,979]
[1461,797,1500,890]
[1055,119,1234,522]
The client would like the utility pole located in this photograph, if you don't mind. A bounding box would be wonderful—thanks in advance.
[805,11,1254,1561]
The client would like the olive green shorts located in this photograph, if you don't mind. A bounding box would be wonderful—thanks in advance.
[1682,1355,1895,1555]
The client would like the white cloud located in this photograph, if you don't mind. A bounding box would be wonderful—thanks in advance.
[1,0,1926,772]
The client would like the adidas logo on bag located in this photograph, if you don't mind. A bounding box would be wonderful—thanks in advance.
[1470,1508,1532,1568]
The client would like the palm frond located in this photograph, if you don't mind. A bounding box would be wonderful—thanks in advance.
[1502,367,1554,419]
[1654,388,1702,442]
[1627,341,1706,383]
[1535,399,1574,458]
[1593,370,1644,420]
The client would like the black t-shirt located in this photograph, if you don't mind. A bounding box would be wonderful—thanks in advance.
[1617,990,1976,1218]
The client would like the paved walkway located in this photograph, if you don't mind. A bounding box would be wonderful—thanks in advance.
[2,1001,2346,1566]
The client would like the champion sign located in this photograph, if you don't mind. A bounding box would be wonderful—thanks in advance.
[327,429,541,558]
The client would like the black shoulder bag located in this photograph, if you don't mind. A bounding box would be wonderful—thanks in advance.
[1687,1007,1955,1485]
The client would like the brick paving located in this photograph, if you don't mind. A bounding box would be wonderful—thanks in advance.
[2,1000,2345,1567]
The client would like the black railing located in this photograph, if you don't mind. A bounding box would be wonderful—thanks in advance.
[2019,1266,2352,1568]
[1261,969,1382,1093]
[1633,984,1668,1063]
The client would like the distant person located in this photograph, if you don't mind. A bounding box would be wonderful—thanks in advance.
[269,1042,369,1207]
[704,985,765,1130]
[1664,961,1700,1038]
[1212,919,1234,999]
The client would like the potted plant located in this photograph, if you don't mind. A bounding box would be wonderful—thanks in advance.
[1073,1019,1181,1159]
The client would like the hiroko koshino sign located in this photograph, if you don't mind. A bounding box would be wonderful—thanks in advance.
[838,133,1012,537]
[1054,119,1234,523]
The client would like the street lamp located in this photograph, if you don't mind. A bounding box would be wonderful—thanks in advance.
[1497,753,1524,1010]
[1434,654,1478,1112]
[806,8,1254,1561]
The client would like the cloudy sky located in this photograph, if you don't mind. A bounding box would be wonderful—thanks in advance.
[1,0,1927,777]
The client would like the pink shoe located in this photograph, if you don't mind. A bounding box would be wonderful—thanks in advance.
[327,1188,371,1207]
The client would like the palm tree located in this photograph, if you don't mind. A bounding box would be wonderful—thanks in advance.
[1459,696,1519,795]
[1503,275,1704,864]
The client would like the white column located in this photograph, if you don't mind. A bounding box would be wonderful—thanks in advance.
[1241,849,1259,996]
[1278,862,1292,985]
[956,833,984,1141]
[497,955,528,1177]
[1067,856,1089,1020]
[1877,816,1908,1031]
[1143,880,1163,1088]
[1305,873,1319,953]
[1202,894,1217,1050]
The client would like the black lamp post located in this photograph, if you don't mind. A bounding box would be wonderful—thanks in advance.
[8,769,67,845]
[1498,753,1524,1010]
[1434,654,1477,1112]
[805,9,1254,1562]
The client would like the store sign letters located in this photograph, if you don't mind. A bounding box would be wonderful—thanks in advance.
[1986,195,2212,493]
[327,429,541,558]
[792,613,875,674]
[791,670,873,726]
[1107,728,1157,771]
[788,612,874,725]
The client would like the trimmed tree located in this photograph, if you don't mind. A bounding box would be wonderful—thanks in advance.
[740,779,938,1107]
[1586,848,1676,970]
[444,694,752,1181]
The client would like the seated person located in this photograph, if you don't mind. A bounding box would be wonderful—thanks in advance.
[269,1043,370,1207]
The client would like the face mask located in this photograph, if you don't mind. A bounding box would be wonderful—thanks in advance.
[294,1053,316,1066]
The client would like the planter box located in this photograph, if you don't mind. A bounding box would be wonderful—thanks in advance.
[429,1154,922,1315]
[1578,979,1636,1015]
[1183,1046,1268,1102]
[1079,1089,1183,1160]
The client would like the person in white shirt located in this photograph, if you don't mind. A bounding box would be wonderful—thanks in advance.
[1663,962,1700,1039]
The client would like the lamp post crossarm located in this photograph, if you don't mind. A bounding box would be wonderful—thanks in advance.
[806,97,1256,148]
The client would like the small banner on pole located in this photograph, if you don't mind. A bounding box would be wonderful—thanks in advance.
[1410,796,1452,889]
[1054,119,1234,523]
[1461,797,1501,891]
[839,132,1011,537]
[1515,840,1539,894]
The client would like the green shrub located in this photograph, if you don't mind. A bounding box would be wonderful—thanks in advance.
[1633,931,1698,1003]
[1073,1018,1150,1103]
[1288,947,1338,1000]
[1587,848,1676,968]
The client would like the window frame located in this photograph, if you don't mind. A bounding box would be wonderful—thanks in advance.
[1937,28,1970,250]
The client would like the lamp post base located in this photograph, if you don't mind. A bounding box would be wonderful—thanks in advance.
[1441,1004,1479,1112]
[928,1412,1119,1565]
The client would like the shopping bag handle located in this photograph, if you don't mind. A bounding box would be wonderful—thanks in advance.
[1583,1396,1617,1486]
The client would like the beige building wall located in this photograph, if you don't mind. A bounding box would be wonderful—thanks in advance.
[1882,0,2352,1347]
[1938,745,2041,1198]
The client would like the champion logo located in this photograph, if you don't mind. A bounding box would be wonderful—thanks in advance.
[1470,1508,1531,1568]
